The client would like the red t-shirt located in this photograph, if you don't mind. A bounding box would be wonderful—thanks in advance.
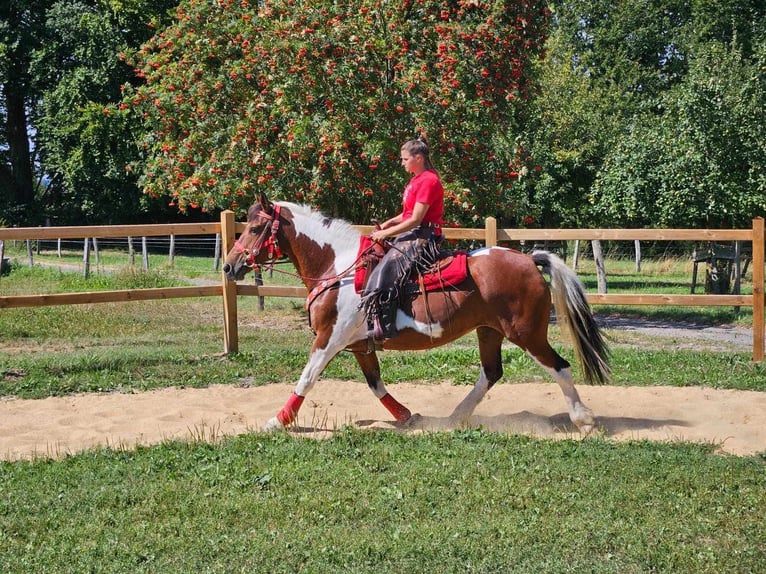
[402,169,444,232]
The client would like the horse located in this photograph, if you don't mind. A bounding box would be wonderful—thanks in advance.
[223,193,610,434]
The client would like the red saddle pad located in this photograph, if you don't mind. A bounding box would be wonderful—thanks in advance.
[354,236,468,294]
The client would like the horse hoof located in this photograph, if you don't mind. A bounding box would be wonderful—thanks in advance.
[578,422,596,436]
[396,412,421,429]
[262,416,285,432]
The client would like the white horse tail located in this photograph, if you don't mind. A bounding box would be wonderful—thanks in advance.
[531,250,611,385]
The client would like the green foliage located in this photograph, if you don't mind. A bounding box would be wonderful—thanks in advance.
[551,0,692,99]
[519,32,626,226]
[523,0,766,228]
[0,0,54,221]
[2,0,179,226]
[1,432,764,572]
[593,39,766,227]
[126,0,549,225]
[37,0,180,225]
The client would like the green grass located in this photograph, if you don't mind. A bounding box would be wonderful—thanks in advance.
[1,254,765,572]
[3,247,757,326]
[0,243,304,290]
[574,256,754,326]
[1,430,764,573]
[1,296,764,399]
[1,257,764,399]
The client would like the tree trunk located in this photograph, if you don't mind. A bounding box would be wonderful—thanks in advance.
[2,85,35,209]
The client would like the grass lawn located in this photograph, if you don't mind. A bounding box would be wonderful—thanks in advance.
[1,431,764,573]
[0,250,764,572]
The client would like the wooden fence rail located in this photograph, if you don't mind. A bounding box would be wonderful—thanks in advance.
[1,214,763,362]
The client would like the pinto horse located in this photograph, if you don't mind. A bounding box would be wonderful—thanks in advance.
[223,194,610,434]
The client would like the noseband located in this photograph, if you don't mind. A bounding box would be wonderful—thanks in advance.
[233,204,283,268]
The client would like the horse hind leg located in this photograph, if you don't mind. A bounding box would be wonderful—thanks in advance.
[527,342,596,434]
[449,327,505,425]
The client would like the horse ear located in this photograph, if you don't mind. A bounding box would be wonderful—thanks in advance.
[258,192,273,214]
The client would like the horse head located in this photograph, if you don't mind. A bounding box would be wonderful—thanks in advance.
[223,192,283,281]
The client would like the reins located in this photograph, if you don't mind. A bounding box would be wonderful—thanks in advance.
[256,250,368,285]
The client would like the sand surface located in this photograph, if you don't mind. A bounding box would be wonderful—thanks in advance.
[2,380,764,460]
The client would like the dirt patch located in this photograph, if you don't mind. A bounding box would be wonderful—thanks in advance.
[1,318,762,461]
[600,317,753,352]
[2,380,764,461]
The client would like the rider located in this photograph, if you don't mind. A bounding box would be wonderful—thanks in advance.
[361,136,445,340]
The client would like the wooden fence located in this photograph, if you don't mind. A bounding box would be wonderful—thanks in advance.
[1,214,764,362]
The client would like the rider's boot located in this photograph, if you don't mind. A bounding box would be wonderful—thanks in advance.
[371,290,398,341]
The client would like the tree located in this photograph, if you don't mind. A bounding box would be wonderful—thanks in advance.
[520,0,694,228]
[523,0,766,229]
[592,39,766,228]
[34,0,179,225]
[518,32,626,227]
[126,0,550,225]
[0,0,178,226]
[0,0,53,223]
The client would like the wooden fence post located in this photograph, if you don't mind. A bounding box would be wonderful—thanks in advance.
[572,240,581,270]
[485,217,497,247]
[221,210,238,354]
[128,236,135,265]
[254,268,265,311]
[592,240,607,294]
[213,233,221,271]
[753,217,764,362]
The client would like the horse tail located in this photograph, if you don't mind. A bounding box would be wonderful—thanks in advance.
[531,250,611,385]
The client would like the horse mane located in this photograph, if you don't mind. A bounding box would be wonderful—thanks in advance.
[277,201,361,255]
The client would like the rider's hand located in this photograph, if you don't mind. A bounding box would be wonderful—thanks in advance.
[370,230,388,243]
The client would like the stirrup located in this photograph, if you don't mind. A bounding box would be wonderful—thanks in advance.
[372,318,395,341]
[370,308,397,341]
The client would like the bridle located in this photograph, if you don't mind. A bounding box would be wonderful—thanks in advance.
[232,204,283,268]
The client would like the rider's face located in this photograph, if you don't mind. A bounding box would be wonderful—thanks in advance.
[400,151,423,175]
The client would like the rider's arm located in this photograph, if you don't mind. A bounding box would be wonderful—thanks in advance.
[379,213,403,229]
[371,202,429,242]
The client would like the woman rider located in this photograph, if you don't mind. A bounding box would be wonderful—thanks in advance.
[361,136,445,341]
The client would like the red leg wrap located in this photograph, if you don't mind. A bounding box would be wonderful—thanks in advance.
[380,393,411,423]
[276,393,305,426]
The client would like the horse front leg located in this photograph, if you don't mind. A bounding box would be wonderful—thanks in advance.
[353,351,411,423]
[263,344,340,431]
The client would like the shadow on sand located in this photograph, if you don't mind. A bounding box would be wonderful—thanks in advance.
[325,409,693,438]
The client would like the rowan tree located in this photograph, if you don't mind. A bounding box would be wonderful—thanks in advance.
[125,0,550,225]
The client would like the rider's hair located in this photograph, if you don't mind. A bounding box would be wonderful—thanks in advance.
[401,136,434,170]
